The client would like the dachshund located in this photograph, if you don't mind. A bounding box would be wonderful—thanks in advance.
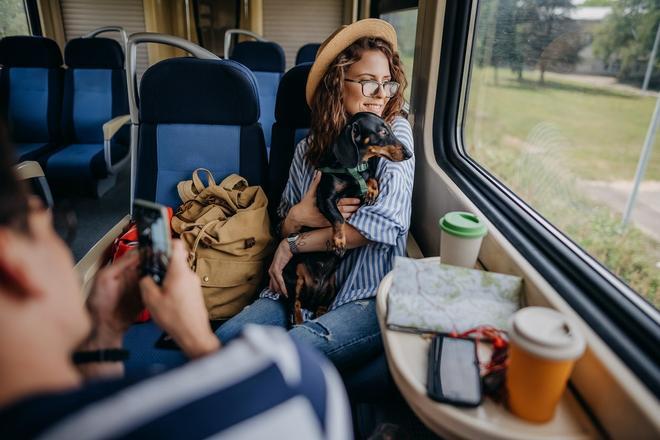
[282,112,412,324]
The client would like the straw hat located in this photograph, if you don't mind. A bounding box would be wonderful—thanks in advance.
[305,18,398,106]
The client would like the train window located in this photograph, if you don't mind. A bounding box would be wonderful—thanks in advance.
[0,0,31,37]
[379,7,418,101]
[462,1,659,310]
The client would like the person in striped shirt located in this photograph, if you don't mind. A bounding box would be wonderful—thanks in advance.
[216,19,415,373]
[0,124,351,439]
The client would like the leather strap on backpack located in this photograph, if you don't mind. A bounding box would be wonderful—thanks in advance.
[177,168,216,202]
[187,219,220,270]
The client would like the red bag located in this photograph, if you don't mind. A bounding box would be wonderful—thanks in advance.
[111,207,174,323]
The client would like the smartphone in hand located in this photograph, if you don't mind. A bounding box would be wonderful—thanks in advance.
[133,199,171,285]
[427,334,482,407]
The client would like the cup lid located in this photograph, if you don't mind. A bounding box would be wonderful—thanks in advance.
[509,307,586,361]
[438,211,487,238]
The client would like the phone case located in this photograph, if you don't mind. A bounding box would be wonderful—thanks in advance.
[133,199,172,285]
[426,334,483,407]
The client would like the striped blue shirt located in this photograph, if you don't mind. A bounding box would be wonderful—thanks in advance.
[0,326,351,440]
[262,116,415,313]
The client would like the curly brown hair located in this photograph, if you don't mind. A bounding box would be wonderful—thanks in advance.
[306,37,407,167]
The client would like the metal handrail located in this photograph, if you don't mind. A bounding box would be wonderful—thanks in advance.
[83,26,128,51]
[125,33,220,215]
[223,28,267,60]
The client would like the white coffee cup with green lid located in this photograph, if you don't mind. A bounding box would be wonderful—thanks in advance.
[438,211,488,268]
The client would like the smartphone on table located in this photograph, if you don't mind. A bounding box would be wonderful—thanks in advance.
[133,199,172,285]
[427,334,482,407]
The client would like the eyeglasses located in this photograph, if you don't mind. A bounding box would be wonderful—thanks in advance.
[344,78,400,98]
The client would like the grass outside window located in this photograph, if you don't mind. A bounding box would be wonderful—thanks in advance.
[464,67,659,308]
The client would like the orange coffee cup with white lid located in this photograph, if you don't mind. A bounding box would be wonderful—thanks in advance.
[506,307,586,423]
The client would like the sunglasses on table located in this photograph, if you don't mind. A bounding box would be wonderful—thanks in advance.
[344,79,400,98]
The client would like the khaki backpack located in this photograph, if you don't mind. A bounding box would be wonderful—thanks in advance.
[171,169,273,320]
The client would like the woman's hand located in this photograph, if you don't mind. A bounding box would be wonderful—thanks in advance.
[268,239,293,296]
[284,171,362,233]
[140,240,220,359]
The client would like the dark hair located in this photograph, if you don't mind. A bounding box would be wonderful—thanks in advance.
[306,37,407,167]
[0,122,29,232]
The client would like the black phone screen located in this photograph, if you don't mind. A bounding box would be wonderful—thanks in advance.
[427,334,482,407]
[133,199,171,285]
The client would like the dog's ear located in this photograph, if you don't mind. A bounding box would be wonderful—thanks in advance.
[333,122,360,168]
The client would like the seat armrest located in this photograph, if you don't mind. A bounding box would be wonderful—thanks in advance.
[13,161,54,208]
[102,115,131,175]
[14,160,45,180]
[103,114,131,141]
[406,233,424,259]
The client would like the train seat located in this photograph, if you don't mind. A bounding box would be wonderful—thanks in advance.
[267,62,312,221]
[46,37,129,196]
[230,40,285,153]
[0,36,63,163]
[295,43,320,65]
[133,57,267,208]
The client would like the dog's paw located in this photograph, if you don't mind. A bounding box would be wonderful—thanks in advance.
[332,234,346,257]
[294,300,304,325]
[364,191,377,205]
[332,223,347,256]
[365,178,379,205]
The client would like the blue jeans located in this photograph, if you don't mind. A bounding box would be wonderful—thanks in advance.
[216,297,382,372]
[124,297,381,375]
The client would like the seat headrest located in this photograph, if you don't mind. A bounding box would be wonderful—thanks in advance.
[0,36,62,67]
[275,63,312,126]
[295,43,320,65]
[65,38,124,69]
[231,41,285,73]
[140,57,260,125]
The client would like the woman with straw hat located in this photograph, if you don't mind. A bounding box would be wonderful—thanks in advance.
[217,19,415,372]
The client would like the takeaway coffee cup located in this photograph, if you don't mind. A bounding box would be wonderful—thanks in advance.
[506,307,586,423]
[438,211,487,268]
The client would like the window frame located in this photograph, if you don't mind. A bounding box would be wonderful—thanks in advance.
[24,0,42,36]
[433,0,660,396]
[370,0,418,17]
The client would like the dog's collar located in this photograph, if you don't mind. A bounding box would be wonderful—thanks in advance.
[319,162,369,196]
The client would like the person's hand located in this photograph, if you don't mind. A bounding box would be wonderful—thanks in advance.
[140,240,220,359]
[268,239,293,296]
[86,252,141,347]
[289,171,361,228]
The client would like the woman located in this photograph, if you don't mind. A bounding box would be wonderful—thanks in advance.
[216,18,415,372]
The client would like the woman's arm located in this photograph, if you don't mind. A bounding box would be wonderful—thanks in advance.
[280,171,361,237]
[268,225,369,295]
[295,225,369,253]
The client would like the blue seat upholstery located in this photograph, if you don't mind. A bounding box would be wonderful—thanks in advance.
[134,57,267,209]
[343,353,395,402]
[0,36,63,163]
[295,43,320,65]
[230,41,285,153]
[46,37,129,195]
[267,62,312,221]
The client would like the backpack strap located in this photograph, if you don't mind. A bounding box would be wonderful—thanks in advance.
[177,168,216,203]
[187,219,220,270]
